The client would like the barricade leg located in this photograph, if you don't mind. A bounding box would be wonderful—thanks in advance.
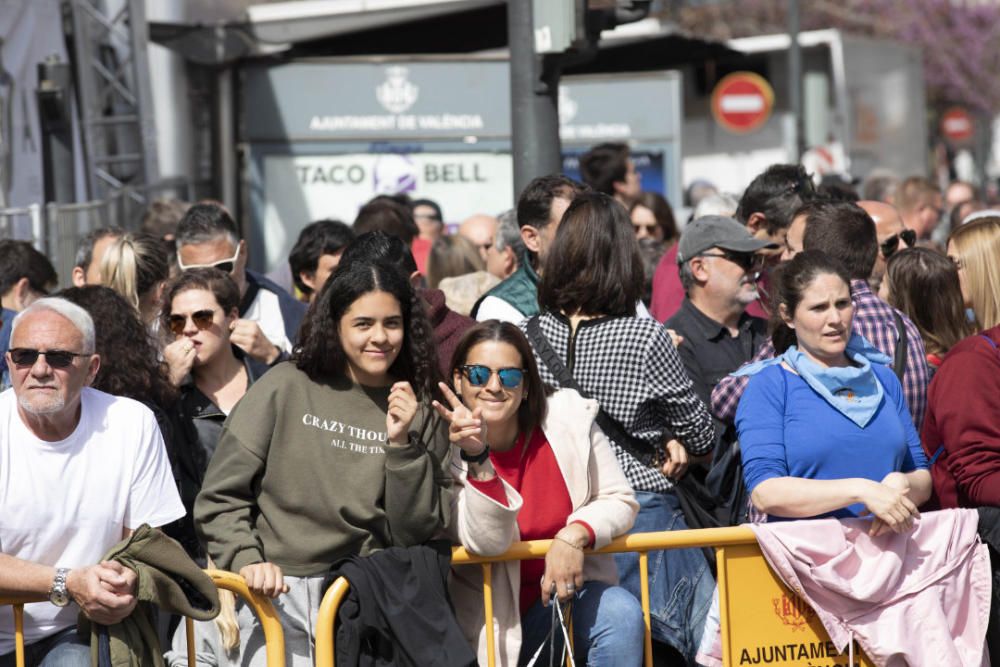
[13,606,25,667]
[638,551,653,667]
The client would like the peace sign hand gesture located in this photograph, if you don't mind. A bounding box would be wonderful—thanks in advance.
[432,381,488,456]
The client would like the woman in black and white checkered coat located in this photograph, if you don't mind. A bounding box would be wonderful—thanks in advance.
[519,192,717,664]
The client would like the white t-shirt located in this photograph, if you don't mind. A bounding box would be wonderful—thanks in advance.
[243,289,293,354]
[0,387,185,654]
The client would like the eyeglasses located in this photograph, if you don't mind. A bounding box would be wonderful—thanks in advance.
[696,250,764,274]
[167,309,218,336]
[460,365,525,389]
[177,246,241,274]
[880,229,917,259]
[8,348,89,369]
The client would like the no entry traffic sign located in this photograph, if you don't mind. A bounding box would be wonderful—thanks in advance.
[711,72,775,134]
[941,106,974,143]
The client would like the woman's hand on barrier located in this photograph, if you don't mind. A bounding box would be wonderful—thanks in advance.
[240,562,289,598]
[541,526,588,606]
[661,439,689,479]
[386,382,418,445]
[858,479,919,536]
[432,381,488,456]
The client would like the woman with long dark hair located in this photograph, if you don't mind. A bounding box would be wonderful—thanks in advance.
[194,260,450,667]
[439,321,641,666]
[525,192,716,662]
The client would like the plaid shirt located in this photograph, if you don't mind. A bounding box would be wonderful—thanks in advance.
[711,280,928,428]
[521,311,716,494]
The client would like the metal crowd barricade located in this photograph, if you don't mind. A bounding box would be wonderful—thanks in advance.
[0,594,46,667]
[196,570,286,667]
[1,571,286,667]
[314,527,875,667]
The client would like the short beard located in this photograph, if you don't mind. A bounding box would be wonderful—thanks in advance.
[736,285,760,306]
[19,393,67,416]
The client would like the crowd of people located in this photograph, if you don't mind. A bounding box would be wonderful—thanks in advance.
[1,140,999,667]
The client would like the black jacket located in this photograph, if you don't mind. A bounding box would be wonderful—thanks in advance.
[325,542,476,667]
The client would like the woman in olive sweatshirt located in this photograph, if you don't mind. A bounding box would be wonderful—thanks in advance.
[194,260,451,667]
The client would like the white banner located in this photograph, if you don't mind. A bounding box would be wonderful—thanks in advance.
[261,152,514,271]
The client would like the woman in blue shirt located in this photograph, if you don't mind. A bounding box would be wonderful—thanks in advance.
[735,251,931,534]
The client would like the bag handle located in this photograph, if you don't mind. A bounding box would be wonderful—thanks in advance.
[525,316,660,468]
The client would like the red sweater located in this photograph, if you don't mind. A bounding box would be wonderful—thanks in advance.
[468,428,593,613]
[921,326,1000,508]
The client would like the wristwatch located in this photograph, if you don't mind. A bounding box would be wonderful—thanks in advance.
[49,568,70,607]
[460,445,491,465]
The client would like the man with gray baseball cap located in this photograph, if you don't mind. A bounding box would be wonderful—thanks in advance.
[666,215,777,412]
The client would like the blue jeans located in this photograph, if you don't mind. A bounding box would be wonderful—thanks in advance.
[517,581,644,667]
[0,628,90,667]
[614,490,714,664]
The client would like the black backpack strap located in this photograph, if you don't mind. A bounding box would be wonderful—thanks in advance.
[891,310,908,381]
[525,315,658,467]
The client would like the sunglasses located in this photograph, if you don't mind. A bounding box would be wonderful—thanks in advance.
[880,229,917,259]
[168,309,217,336]
[696,250,764,274]
[460,365,525,389]
[177,246,241,274]
[8,348,89,369]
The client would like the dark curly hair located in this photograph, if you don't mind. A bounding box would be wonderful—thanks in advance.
[295,260,439,400]
[57,285,177,409]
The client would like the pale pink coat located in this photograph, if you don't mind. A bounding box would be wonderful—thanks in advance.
[751,509,991,667]
[448,389,638,667]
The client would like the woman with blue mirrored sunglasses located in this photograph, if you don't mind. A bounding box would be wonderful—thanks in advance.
[436,320,643,667]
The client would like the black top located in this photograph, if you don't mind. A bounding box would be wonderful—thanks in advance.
[665,298,768,411]
[164,351,267,561]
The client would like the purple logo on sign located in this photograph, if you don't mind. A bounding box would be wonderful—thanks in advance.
[373,154,418,194]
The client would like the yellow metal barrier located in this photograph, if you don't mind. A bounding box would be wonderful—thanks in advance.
[3,572,287,667]
[199,570,286,667]
[314,527,760,667]
[0,595,46,667]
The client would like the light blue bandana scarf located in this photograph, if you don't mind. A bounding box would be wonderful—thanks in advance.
[732,334,892,427]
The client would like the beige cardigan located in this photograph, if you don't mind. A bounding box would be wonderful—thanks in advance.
[448,388,639,667]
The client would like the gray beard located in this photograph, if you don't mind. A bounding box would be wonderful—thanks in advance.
[19,392,66,416]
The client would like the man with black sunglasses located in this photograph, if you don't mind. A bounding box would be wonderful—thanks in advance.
[667,216,776,430]
[174,203,306,373]
[0,298,183,665]
[859,200,916,292]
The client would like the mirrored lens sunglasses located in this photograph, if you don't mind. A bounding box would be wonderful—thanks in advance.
[461,365,525,389]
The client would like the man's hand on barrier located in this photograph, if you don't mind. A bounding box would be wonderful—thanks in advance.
[229,319,280,365]
[661,439,689,479]
[66,564,138,625]
[240,562,288,599]
[541,525,587,606]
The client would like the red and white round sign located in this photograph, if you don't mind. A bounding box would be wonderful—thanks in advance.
[940,107,974,143]
[711,72,775,134]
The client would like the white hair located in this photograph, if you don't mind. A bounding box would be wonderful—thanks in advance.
[693,192,740,220]
[10,297,97,354]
